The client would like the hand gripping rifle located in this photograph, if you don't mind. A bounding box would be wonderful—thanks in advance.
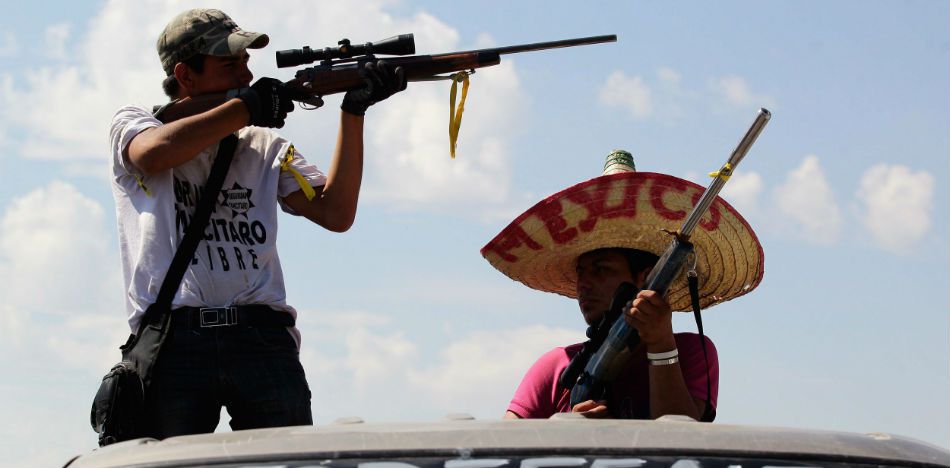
[566,108,772,409]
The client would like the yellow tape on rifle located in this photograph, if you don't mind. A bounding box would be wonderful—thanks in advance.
[449,71,471,159]
[280,144,316,201]
[709,162,733,181]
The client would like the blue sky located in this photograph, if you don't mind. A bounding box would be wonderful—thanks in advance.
[0,1,947,466]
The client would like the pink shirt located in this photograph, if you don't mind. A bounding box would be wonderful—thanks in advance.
[508,332,718,420]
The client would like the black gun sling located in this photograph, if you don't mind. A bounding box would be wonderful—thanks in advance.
[91,134,238,446]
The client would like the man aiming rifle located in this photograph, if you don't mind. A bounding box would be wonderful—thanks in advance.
[105,8,405,439]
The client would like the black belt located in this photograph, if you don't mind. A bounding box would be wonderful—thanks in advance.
[171,305,295,329]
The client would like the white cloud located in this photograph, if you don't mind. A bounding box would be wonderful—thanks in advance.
[304,309,394,331]
[651,67,695,122]
[471,31,498,49]
[362,54,526,217]
[407,325,580,414]
[710,75,776,110]
[48,314,130,371]
[600,67,777,122]
[0,181,124,363]
[346,327,420,391]
[295,307,580,421]
[772,155,842,244]
[720,170,764,216]
[856,164,934,254]
[0,180,120,313]
[714,75,753,106]
[598,70,653,119]
[0,0,177,160]
[44,23,71,61]
[0,181,127,466]
[62,161,110,181]
[0,181,128,468]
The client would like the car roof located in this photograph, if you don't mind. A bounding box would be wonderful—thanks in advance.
[67,416,950,468]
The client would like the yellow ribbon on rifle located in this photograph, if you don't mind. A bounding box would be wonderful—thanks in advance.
[448,71,471,159]
[280,144,316,201]
[708,162,734,181]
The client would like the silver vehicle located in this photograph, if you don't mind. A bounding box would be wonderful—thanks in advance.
[64,415,950,468]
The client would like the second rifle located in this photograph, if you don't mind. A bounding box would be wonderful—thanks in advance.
[568,108,772,408]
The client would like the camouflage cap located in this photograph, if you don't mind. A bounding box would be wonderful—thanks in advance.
[157,9,269,76]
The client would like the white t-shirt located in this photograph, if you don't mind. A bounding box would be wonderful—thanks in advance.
[110,105,327,332]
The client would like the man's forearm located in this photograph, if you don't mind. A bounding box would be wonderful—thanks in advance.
[312,111,365,231]
[128,99,249,174]
[156,94,232,124]
[647,360,703,420]
[646,336,703,420]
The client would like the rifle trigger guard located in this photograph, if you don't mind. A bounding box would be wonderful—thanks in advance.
[297,95,325,110]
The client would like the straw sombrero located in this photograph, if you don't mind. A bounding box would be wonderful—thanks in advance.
[480,151,764,312]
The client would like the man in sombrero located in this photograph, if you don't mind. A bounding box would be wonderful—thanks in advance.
[482,150,763,421]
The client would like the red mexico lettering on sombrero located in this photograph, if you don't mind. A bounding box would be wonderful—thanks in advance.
[692,190,721,231]
[567,176,645,233]
[651,177,689,221]
[651,177,723,232]
[483,224,543,263]
[533,177,645,246]
[534,198,578,244]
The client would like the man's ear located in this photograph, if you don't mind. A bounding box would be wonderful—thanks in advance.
[173,62,195,95]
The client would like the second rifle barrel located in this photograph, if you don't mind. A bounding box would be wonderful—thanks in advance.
[680,108,771,237]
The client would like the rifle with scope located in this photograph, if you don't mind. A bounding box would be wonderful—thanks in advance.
[157,33,616,122]
[278,33,615,103]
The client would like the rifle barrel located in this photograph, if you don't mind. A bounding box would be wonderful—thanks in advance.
[680,108,770,238]
[489,34,617,55]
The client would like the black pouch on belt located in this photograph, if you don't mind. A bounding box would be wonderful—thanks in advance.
[90,356,144,445]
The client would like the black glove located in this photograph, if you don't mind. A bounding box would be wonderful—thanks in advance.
[233,77,295,128]
[341,60,407,116]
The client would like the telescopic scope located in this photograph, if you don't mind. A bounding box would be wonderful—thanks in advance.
[276,34,416,68]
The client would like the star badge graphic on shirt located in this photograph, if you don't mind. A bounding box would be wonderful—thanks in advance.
[220,182,255,219]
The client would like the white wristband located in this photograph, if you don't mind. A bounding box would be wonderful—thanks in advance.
[647,349,679,360]
[649,356,680,366]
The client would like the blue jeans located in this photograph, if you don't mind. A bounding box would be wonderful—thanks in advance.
[141,324,312,439]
